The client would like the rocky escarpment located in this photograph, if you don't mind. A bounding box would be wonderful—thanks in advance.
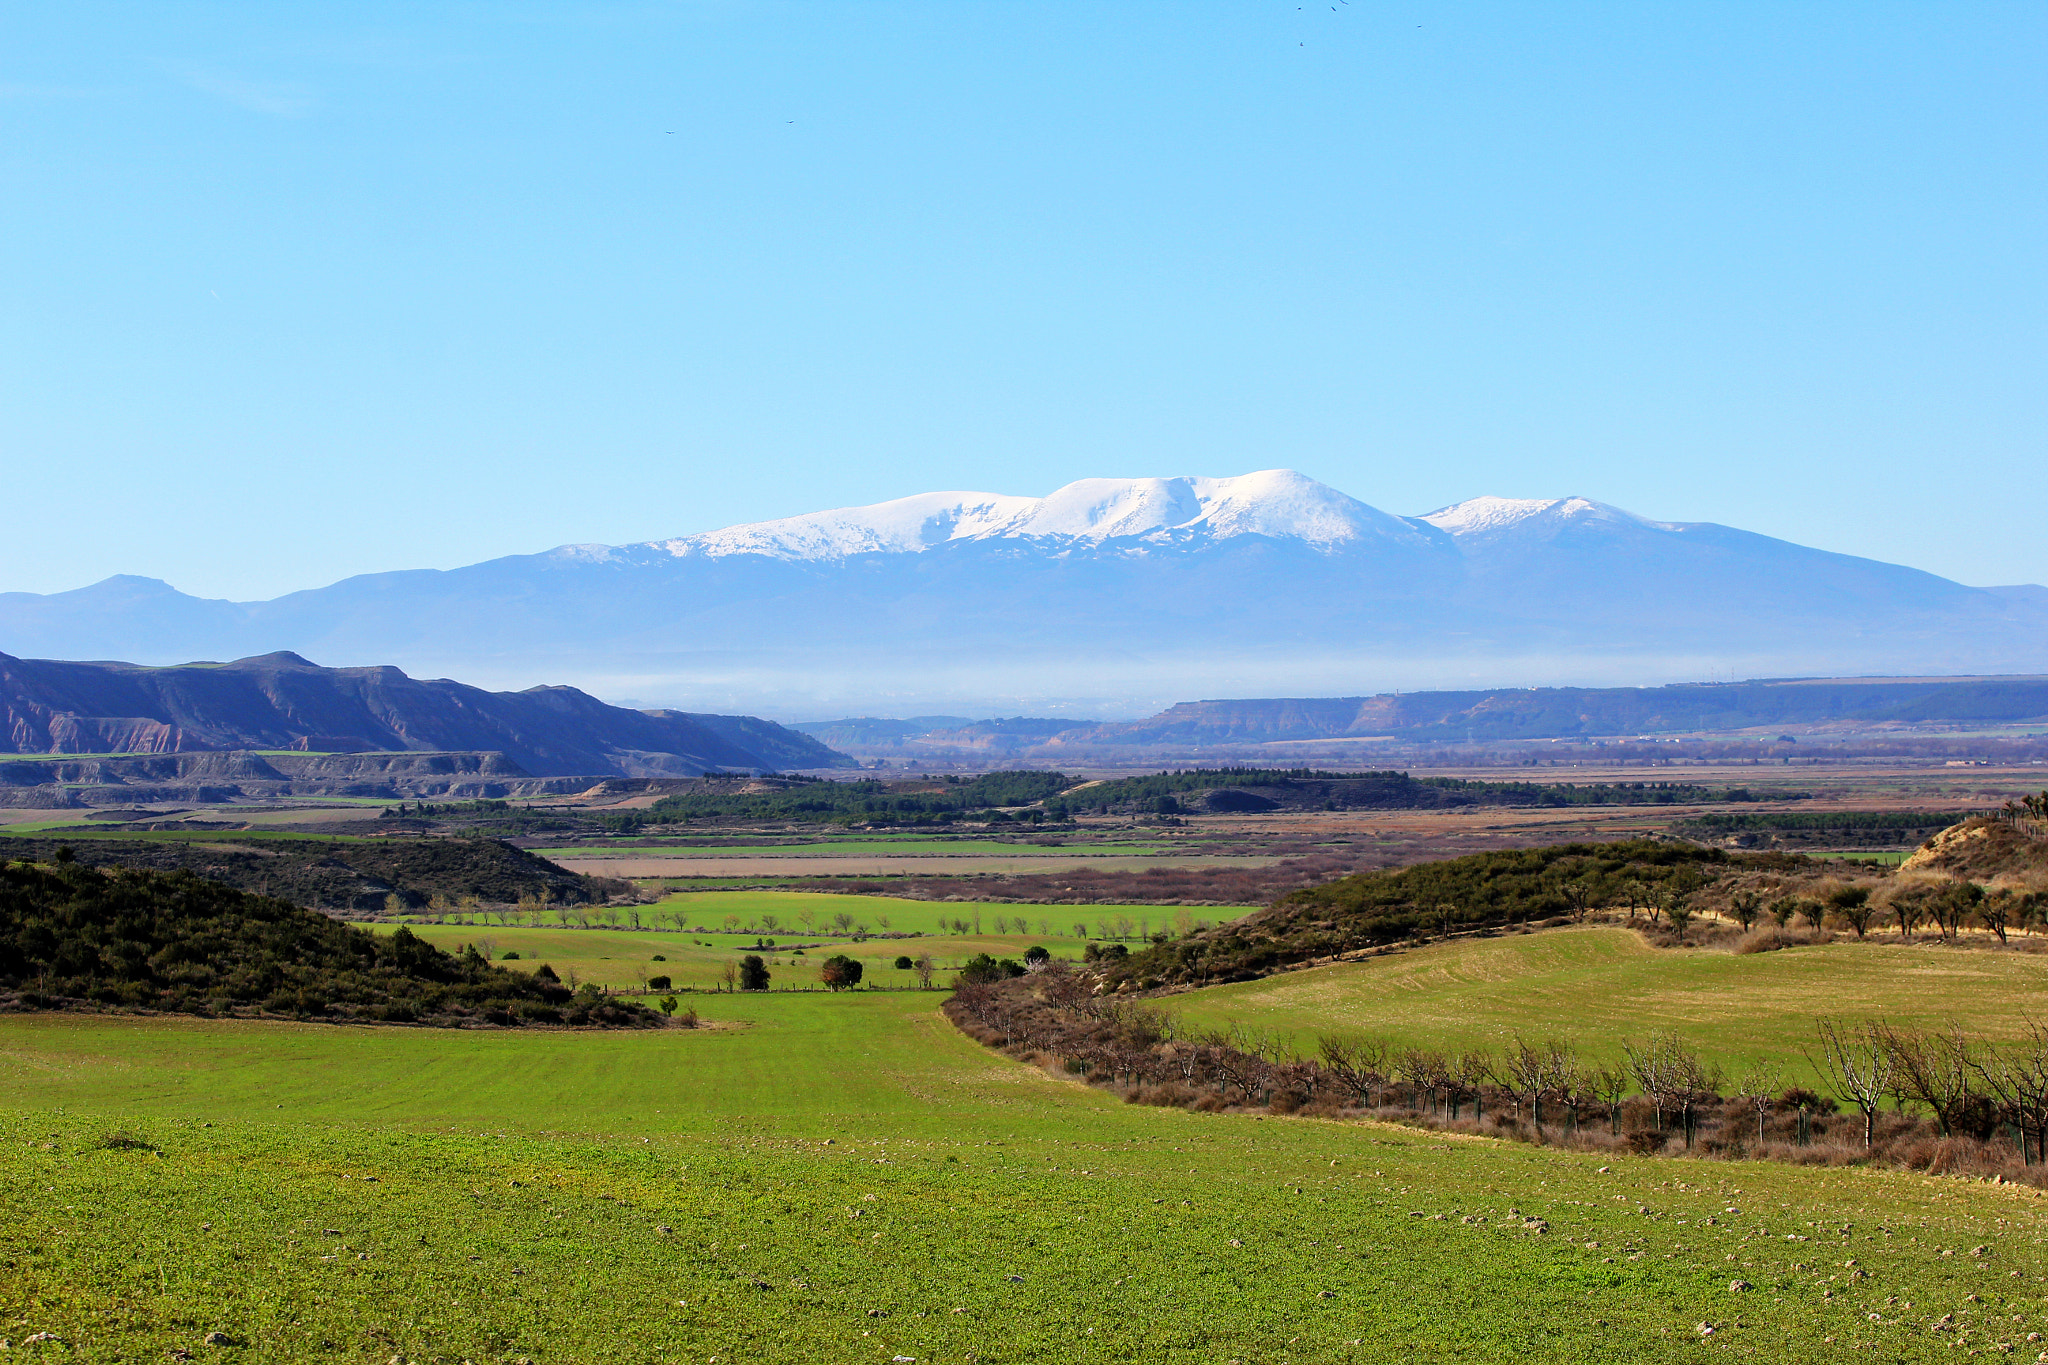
[0,649,850,777]
[0,750,585,807]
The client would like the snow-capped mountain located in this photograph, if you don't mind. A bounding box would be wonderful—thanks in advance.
[1,471,2041,715]
[602,469,1439,561]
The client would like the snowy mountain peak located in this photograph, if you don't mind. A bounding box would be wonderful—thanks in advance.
[655,469,1426,561]
[1421,495,1668,540]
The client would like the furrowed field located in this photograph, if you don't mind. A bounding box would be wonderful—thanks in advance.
[8,979,2048,1361]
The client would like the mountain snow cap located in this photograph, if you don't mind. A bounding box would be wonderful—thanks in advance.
[1420,495,1671,541]
[657,469,1424,561]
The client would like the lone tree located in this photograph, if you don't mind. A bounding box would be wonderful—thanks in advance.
[1810,1017,1897,1149]
[659,994,679,1018]
[819,954,865,991]
[738,955,771,992]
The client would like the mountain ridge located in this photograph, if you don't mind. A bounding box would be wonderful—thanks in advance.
[2,470,2043,713]
[0,650,849,776]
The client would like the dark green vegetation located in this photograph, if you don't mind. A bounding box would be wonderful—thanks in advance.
[1675,809,1984,847]
[4,993,2042,1362]
[0,857,654,1026]
[643,770,1074,827]
[1041,767,1797,816]
[0,834,622,911]
[1101,841,1775,987]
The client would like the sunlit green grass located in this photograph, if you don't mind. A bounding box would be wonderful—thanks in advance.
[1165,925,2048,1082]
[3,996,2045,1361]
[378,921,1081,992]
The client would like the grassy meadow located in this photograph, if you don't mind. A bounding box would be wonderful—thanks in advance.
[1165,926,2048,1083]
[7,990,2048,1362]
[384,889,1185,992]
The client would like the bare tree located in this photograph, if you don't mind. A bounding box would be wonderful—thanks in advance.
[1624,1032,1720,1143]
[1810,1018,1897,1149]
[1883,1024,1976,1136]
[912,953,936,990]
[1491,1037,1551,1128]
[1318,1033,1389,1107]
[1973,1023,2048,1164]
[1736,1060,1781,1145]
[1544,1040,1588,1133]
[1590,1062,1631,1136]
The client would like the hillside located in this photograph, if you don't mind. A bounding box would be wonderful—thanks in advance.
[4,470,2045,712]
[1039,767,1787,815]
[1098,840,1790,988]
[1901,814,2048,881]
[0,650,849,776]
[0,856,655,1025]
[0,835,624,913]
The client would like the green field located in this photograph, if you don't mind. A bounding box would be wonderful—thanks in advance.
[472,888,1175,941]
[1165,926,2048,1081]
[382,920,1079,992]
[7,990,2048,1362]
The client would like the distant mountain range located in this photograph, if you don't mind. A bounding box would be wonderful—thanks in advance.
[0,651,847,777]
[3,470,2043,713]
[793,675,2048,758]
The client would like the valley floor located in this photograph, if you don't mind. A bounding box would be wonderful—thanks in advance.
[5,991,2047,1362]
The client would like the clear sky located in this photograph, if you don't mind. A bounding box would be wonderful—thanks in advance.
[4,1,2042,601]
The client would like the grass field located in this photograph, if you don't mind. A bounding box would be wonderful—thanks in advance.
[1165,926,2048,1082]
[431,889,1184,941]
[381,920,1079,992]
[7,991,2048,1362]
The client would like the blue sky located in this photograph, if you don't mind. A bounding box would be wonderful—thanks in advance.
[3,1,2042,600]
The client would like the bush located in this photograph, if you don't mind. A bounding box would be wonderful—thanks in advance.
[647,975,671,990]
[893,955,914,970]
[820,954,865,991]
[502,950,520,960]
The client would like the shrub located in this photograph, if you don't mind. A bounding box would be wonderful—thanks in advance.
[893,955,914,970]
[647,975,672,990]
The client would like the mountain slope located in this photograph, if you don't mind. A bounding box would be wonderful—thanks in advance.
[0,651,849,775]
[1,471,2042,712]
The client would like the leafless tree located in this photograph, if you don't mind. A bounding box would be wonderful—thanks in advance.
[1590,1062,1631,1135]
[1318,1034,1389,1107]
[1973,1023,2048,1164]
[1810,1018,1897,1148]
[1736,1060,1781,1145]
[1882,1023,1977,1136]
